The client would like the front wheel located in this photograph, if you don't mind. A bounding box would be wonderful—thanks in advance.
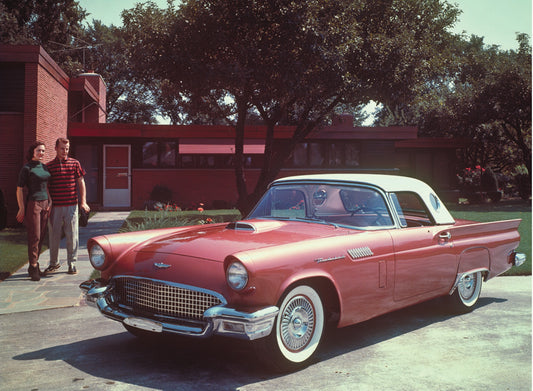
[254,285,325,372]
[448,271,483,313]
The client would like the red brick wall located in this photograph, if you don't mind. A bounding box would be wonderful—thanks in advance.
[80,74,107,123]
[1,48,69,226]
[0,114,24,222]
[35,62,68,152]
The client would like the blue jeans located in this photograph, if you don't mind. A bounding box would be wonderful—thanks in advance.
[48,205,78,267]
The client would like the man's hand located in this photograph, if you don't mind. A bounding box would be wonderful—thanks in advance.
[80,202,90,213]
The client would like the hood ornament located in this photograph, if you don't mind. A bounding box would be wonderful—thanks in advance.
[154,262,171,269]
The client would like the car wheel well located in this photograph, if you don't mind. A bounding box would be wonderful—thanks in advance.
[283,277,340,325]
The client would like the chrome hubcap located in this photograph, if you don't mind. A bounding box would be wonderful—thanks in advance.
[280,296,315,352]
[458,274,476,300]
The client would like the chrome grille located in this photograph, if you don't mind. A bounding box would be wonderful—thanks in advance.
[111,277,223,320]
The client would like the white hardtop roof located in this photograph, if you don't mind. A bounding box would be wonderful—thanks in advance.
[273,174,455,225]
[274,173,429,192]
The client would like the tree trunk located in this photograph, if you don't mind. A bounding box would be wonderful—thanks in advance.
[234,95,250,215]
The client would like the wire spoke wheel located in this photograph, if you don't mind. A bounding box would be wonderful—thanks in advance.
[457,273,478,301]
[254,284,326,372]
[274,285,324,366]
[449,271,483,312]
[280,295,316,352]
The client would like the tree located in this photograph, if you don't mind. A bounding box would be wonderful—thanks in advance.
[0,0,87,73]
[464,34,531,177]
[391,33,531,185]
[122,0,461,213]
[79,21,159,123]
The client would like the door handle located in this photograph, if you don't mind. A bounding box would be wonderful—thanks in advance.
[439,232,451,240]
[438,231,452,246]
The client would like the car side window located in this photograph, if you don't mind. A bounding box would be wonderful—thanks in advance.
[391,192,434,227]
[338,188,393,227]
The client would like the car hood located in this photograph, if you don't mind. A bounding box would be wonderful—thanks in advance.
[134,219,351,261]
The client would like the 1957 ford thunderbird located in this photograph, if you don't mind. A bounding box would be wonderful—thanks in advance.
[80,174,525,371]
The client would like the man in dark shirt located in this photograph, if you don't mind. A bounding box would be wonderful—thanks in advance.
[44,138,90,275]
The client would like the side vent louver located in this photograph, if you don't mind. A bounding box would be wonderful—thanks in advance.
[347,247,374,260]
[226,222,256,232]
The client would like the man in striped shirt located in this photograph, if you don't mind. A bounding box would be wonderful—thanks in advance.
[44,138,90,275]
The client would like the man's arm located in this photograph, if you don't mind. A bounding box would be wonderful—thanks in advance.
[77,177,90,213]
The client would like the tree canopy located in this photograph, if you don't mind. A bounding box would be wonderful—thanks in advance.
[0,0,87,73]
[121,0,465,212]
[376,33,531,180]
[1,0,530,208]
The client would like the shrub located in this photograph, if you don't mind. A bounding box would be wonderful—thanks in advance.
[515,174,531,200]
[119,211,222,233]
[150,185,173,203]
[480,168,498,192]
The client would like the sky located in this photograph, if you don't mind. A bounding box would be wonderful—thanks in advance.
[77,0,532,50]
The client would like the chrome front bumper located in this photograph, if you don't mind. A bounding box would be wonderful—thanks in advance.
[80,279,278,341]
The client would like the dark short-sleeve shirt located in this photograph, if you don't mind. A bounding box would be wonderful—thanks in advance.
[47,157,86,206]
[17,161,51,201]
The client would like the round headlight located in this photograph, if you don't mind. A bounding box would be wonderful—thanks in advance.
[226,262,248,291]
[89,244,106,269]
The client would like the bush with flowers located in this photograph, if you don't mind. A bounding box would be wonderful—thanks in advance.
[457,166,502,203]
[154,202,181,212]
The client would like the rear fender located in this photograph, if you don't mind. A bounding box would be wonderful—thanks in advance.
[457,246,490,275]
[449,247,490,295]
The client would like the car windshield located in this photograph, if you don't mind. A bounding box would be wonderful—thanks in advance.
[247,183,394,229]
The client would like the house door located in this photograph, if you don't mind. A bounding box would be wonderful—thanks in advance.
[103,145,130,207]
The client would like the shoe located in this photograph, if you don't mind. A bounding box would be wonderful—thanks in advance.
[28,263,41,281]
[43,263,61,274]
[68,265,78,275]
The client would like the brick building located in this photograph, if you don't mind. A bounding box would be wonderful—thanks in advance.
[0,45,105,226]
[1,45,465,226]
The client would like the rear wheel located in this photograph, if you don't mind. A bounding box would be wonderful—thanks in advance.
[254,284,325,372]
[449,271,483,312]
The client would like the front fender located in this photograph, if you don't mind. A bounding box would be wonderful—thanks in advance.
[225,253,341,317]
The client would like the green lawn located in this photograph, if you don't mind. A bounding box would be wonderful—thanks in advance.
[0,228,48,280]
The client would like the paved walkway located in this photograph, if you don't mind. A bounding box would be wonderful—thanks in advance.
[0,211,130,314]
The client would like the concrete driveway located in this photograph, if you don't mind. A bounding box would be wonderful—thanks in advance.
[0,276,530,391]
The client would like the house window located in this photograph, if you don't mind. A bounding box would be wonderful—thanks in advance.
[309,143,324,167]
[345,143,360,167]
[328,143,343,167]
[142,142,158,167]
[141,141,177,168]
[290,142,360,168]
[293,143,309,167]
[160,142,176,167]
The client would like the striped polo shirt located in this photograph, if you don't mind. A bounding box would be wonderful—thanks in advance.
[47,157,86,206]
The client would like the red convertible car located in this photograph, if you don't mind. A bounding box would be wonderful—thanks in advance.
[80,174,525,371]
